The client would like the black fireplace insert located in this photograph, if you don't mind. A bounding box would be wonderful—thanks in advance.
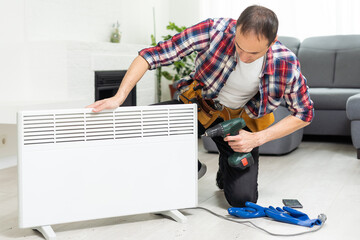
[95,71,136,106]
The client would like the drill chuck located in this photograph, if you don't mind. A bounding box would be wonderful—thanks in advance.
[204,125,224,138]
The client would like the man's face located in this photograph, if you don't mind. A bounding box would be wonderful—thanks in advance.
[234,26,273,63]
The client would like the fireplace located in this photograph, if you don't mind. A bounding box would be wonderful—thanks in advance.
[95,71,136,106]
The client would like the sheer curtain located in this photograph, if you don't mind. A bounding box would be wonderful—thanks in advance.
[199,0,360,40]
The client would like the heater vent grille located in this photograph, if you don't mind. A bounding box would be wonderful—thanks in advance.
[21,106,195,145]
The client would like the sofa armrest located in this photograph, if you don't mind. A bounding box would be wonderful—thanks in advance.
[346,93,360,159]
[346,93,360,120]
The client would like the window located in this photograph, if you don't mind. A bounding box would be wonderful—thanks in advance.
[199,0,360,40]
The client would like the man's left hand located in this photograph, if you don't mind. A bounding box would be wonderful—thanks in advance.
[224,129,260,153]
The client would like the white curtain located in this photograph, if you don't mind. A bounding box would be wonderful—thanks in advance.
[199,0,360,40]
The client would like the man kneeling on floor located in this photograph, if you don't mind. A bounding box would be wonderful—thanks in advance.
[87,5,314,207]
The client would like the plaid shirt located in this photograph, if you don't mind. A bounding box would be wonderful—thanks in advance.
[139,18,314,122]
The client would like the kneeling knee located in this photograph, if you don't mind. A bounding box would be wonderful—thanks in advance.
[225,190,258,207]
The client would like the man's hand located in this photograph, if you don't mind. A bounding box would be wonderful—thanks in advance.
[224,129,260,153]
[86,55,150,113]
[223,115,310,153]
[86,96,124,113]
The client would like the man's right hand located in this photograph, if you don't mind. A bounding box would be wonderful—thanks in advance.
[86,96,124,113]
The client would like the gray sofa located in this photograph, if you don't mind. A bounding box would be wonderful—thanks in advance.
[202,35,360,158]
[299,35,360,136]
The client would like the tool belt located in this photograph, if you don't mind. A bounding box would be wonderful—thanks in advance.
[178,80,275,131]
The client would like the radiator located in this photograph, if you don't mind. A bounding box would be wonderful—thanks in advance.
[17,104,198,240]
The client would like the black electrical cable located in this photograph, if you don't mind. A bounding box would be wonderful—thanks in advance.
[183,207,326,237]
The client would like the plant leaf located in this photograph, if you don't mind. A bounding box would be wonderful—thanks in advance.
[161,71,174,81]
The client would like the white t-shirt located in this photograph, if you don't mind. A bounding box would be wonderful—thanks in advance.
[217,55,264,109]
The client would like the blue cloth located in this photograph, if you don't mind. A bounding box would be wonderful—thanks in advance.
[228,201,323,228]
[264,206,322,228]
[228,202,266,218]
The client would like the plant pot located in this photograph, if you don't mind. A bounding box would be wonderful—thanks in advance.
[169,84,177,100]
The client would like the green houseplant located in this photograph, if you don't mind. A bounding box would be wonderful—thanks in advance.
[151,22,197,102]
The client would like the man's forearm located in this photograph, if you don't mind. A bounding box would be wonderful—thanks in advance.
[114,55,150,102]
[255,115,310,146]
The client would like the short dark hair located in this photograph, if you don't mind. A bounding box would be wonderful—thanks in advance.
[236,5,278,46]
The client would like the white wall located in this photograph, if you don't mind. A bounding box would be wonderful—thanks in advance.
[0,0,25,44]
[169,0,201,27]
[25,0,170,44]
[0,0,26,102]
[22,0,200,45]
[0,0,203,104]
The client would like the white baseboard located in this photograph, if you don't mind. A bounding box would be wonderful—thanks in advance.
[0,155,17,170]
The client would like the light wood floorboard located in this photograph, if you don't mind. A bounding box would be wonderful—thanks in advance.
[0,139,359,239]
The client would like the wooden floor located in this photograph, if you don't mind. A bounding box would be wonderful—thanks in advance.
[1,139,359,240]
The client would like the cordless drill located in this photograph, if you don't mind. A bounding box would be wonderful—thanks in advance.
[203,118,254,169]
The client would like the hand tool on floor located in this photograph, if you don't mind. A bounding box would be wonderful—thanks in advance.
[203,118,254,169]
[264,206,326,228]
[228,202,326,228]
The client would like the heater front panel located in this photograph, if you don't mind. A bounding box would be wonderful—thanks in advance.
[18,105,197,228]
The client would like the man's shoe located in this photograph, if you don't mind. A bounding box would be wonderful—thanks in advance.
[198,160,207,179]
[216,169,224,190]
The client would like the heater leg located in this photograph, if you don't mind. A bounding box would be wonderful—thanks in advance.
[33,225,56,240]
[156,210,187,223]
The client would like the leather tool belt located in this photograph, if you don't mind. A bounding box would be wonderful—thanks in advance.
[178,80,275,131]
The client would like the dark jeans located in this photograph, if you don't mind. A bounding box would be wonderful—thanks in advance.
[152,100,259,207]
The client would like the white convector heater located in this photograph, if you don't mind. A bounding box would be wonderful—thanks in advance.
[17,104,198,240]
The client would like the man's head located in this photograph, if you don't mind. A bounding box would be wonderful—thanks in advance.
[234,5,278,63]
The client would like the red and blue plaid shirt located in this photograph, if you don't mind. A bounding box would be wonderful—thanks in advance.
[139,18,314,122]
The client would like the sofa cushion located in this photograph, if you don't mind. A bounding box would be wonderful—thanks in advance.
[298,35,360,88]
[347,93,360,120]
[309,88,360,110]
[299,48,335,87]
[334,48,360,88]
[304,110,350,136]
